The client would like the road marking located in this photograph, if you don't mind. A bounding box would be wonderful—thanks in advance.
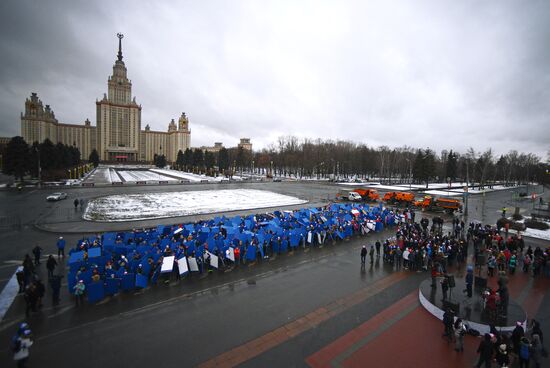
[0,266,22,321]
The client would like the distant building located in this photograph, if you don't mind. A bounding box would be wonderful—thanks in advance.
[197,142,224,153]
[238,138,252,151]
[20,33,191,163]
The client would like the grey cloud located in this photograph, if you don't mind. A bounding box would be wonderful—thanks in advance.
[0,0,548,156]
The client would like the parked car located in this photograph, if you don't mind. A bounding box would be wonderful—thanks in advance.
[273,178,282,182]
[46,192,68,201]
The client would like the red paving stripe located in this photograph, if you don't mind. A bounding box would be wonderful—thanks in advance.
[340,306,482,368]
[306,291,418,368]
[197,271,410,368]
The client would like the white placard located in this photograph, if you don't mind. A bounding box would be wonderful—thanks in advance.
[188,257,199,272]
[307,232,313,243]
[367,221,376,231]
[161,256,175,273]
[210,254,219,269]
[177,257,189,275]
[173,228,183,235]
[225,247,235,262]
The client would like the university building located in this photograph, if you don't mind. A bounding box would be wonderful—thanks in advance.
[20,34,191,163]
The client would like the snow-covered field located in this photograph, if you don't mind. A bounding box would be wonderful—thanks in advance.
[117,170,178,182]
[83,189,308,222]
[149,169,214,182]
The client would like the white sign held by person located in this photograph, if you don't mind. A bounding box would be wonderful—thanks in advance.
[177,257,189,275]
[225,247,235,262]
[161,256,175,273]
[188,257,199,272]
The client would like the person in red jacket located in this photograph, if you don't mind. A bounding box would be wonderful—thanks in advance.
[234,246,240,266]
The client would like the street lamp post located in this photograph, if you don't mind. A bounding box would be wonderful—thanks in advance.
[35,146,41,188]
[252,160,254,178]
[270,161,273,178]
[405,158,412,190]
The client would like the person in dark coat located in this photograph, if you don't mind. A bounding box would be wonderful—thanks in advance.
[465,266,474,298]
[22,255,34,289]
[32,245,43,265]
[49,274,63,305]
[476,333,494,368]
[511,322,525,355]
[46,255,57,278]
[360,246,367,266]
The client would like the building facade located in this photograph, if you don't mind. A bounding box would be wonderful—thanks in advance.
[20,34,191,163]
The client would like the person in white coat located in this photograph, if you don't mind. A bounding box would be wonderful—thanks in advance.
[13,328,33,367]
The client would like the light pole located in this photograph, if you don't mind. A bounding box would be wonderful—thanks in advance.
[252,160,254,178]
[270,161,273,178]
[35,146,41,188]
[405,158,412,190]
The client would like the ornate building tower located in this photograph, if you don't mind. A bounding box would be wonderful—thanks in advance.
[96,33,142,161]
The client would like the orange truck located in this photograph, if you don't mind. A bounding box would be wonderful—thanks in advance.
[414,195,462,213]
[382,191,415,204]
[352,188,380,202]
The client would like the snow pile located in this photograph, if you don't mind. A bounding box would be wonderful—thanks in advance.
[83,189,308,222]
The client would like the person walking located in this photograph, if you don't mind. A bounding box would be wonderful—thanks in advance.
[442,308,454,343]
[454,318,466,352]
[73,280,86,307]
[375,241,381,257]
[518,337,531,368]
[465,266,474,298]
[56,236,65,258]
[46,255,57,278]
[49,274,63,305]
[74,198,79,209]
[531,334,543,368]
[369,245,375,265]
[31,245,43,266]
[360,246,367,266]
[12,326,33,368]
[495,344,510,368]
[476,333,494,368]
[22,255,34,289]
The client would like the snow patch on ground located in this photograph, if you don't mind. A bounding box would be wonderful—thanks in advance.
[83,189,308,222]
[117,170,178,182]
[149,169,213,182]
[513,217,550,241]
[423,190,463,197]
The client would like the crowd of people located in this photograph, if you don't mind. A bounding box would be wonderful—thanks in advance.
[55,203,406,303]
[12,200,549,366]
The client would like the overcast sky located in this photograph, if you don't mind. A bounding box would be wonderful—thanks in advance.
[0,0,549,158]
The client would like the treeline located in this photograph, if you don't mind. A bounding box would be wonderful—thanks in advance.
[246,137,548,186]
[168,136,548,186]
[2,136,80,180]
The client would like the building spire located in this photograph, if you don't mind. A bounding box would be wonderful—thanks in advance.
[117,33,124,61]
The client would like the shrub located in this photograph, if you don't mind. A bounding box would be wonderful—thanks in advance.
[525,219,550,230]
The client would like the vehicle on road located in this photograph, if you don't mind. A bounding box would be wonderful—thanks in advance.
[337,190,362,201]
[382,191,415,205]
[352,188,380,202]
[46,192,68,201]
[414,195,462,213]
